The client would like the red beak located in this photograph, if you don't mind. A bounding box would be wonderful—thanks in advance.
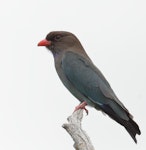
[38,39,51,46]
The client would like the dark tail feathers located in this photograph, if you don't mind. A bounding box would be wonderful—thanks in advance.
[124,118,141,143]
[96,104,141,143]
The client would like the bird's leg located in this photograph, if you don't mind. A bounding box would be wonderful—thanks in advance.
[74,101,88,115]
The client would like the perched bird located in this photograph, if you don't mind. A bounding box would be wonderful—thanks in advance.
[38,31,141,143]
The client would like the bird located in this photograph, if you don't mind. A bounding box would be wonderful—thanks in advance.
[38,31,141,143]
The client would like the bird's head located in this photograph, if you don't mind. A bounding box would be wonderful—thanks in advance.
[38,31,84,56]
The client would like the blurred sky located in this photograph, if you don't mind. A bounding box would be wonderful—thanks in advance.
[0,0,146,150]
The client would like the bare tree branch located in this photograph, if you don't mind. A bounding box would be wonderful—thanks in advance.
[62,109,95,150]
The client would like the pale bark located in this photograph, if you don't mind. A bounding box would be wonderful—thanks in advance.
[62,109,95,150]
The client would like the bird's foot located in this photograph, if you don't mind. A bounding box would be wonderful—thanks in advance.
[74,101,88,115]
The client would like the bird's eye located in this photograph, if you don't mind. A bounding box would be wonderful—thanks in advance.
[54,35,61,41]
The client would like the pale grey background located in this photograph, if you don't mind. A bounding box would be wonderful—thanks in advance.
[0,0,145,149]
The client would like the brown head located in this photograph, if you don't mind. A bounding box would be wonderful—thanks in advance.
[38,31,85,56]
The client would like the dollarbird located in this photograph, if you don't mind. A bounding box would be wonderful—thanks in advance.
[38,31,141,143]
